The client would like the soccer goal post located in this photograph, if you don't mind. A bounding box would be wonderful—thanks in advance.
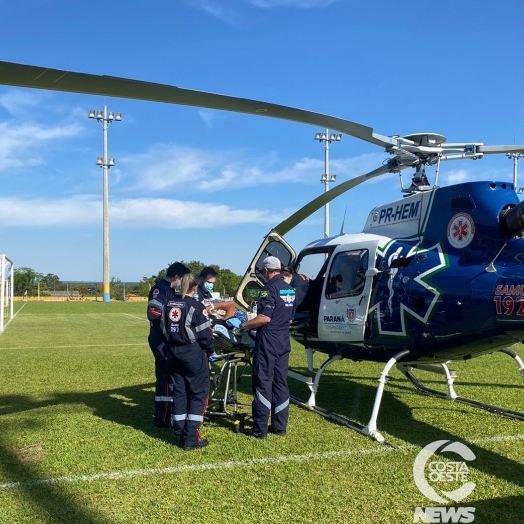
[1,254,14,333]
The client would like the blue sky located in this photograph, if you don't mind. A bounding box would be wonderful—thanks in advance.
[1,0,524,282]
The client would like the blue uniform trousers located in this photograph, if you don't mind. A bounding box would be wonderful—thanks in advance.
[149,334,174,428]
[169,344,210,447]
[252,330,291,435]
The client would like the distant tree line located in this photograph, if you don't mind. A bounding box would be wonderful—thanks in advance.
[13,262,242,300]
[139,260,242,298]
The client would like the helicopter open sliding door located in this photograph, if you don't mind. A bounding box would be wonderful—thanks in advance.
[234,229,295,310]
[318,239,379,343]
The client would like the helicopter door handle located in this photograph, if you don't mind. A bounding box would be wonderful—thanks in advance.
[359,295,366,306]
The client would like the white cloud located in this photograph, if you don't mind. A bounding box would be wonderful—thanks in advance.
[120,144,319,193]
[186,0,244,24]
[0,90,44,117]
[120,144,387,194]
[186,0,339,23]
[330,152,390,180]
[247,0,340,7]
[441,169,472,185]
[0,195,292,228]
[0,120,83,173]
[198,109,221,128]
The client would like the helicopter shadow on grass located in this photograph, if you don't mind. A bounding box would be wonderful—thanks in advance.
[0,417,114,524]
[287,363,524,490]
[466,495,524,523]
[0,383,181,523]
[0,383,178,444]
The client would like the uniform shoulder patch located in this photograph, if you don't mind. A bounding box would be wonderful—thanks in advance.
[153,289,160,295]
[168,307,182,322]
[260,290,269,298]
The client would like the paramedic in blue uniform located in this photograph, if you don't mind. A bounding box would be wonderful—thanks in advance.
[164,273,215,450]
[240,256,296,438]
[195,266,237,323]
[282,267,310,308]
[147,261,190,428]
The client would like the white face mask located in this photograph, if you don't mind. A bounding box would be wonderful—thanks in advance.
[284,277,292,285]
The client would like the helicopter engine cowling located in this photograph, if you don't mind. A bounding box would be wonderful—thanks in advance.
[499,200,524,237]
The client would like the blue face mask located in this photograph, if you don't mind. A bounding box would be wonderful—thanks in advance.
[204,282,214,292]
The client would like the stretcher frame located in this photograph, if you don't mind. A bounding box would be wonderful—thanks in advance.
[206,347,253,431]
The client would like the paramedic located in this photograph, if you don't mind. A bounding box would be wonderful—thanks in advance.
[240,256,296,438]
[195,266,238,323]
[282,267,310,307]
[147,261,190,428]
[164,273,214,450]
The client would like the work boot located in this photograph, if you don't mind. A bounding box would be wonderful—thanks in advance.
[268,425,287,437]
[243,428,267,440]
[183,439,209,451]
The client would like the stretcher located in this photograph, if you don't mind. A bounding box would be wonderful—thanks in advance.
[205,320,255,431]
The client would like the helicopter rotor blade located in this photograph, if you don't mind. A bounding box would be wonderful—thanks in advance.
[274,159,405,236]
[478,145,524,154]
[0,60,396,149]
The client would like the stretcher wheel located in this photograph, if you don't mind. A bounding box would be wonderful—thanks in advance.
[213,374,222,388]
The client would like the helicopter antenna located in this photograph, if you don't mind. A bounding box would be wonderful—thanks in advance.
[486,244,507,273]
[339,206,347,235]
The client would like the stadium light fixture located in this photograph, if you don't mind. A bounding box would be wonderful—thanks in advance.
[314,128,342,238]
[88,105,122,303]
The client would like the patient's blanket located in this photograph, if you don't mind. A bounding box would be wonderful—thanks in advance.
[212,319,255,354]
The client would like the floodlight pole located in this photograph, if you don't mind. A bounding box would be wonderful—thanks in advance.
[315,129,341,238]
[88,105,122,302]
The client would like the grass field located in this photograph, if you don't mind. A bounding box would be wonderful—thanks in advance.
[0,301,523,523]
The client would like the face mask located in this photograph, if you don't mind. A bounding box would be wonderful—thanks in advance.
[204,282,214,292]
[284,277,292,285]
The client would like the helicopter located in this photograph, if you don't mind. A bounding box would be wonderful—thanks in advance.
[1,60,523,442]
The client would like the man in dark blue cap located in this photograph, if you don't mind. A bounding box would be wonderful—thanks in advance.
[240,255,297,439]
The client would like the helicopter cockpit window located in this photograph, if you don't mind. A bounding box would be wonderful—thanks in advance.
[326,250,369,299]
[254,241,294,284]
[295,251,331,280]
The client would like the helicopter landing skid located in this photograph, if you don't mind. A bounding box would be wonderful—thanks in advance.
[397,357,524,421]
[289,355,370,439]
[499,348,524,383]
[288,350,411,443]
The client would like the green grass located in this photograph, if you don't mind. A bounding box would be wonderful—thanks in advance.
[0,301,523,523]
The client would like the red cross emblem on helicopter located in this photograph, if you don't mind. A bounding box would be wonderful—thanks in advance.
[447,213,475,249]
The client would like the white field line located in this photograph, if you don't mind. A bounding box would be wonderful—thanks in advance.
[0,343,144,351]
[0,302,27,336]
[123,313,148,322]
[1,433,523,490]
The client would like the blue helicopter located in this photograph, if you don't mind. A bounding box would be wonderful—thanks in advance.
[1,61,523,442]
